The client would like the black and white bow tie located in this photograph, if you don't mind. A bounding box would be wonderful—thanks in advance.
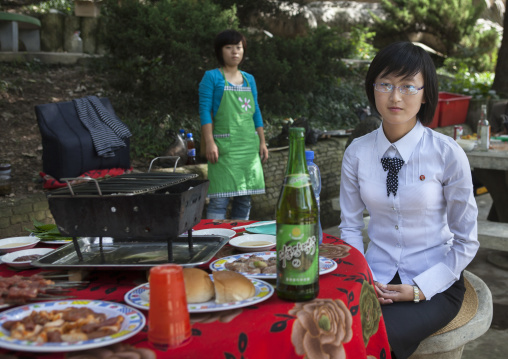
[381,157,405,197]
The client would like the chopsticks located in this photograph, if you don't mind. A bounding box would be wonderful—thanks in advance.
[231,220,276,230]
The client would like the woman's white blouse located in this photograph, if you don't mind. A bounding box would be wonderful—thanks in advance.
[339,121,479,300]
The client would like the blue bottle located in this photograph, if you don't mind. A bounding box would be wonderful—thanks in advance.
[306,150,323,245]
[179,129,186,140]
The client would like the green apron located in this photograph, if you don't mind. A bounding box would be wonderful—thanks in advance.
[207,69,265,198]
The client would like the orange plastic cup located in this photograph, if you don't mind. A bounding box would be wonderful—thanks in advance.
[148,264,191,350]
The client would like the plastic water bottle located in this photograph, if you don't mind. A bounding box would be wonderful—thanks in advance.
[306,150,323,245]
[179,129,186,141]
[70,31,83,53]
[186,133,196,165]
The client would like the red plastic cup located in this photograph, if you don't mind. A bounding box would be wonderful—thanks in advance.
[148,264,191,350]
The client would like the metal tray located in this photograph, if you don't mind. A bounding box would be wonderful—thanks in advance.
[31,235,229,270]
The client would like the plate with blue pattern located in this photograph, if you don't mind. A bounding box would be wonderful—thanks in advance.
[246,223,276,235]
[124,275,274,313]
[209,251,337,279]
[0,300,145,352]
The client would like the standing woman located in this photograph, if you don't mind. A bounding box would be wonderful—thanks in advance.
[199,29,268,220]
[339,42,479,359]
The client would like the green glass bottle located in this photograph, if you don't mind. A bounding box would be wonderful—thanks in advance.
[276,127,319,301]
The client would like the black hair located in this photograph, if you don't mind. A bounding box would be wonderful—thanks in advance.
[365,42,438,126]
[214,29,247,67]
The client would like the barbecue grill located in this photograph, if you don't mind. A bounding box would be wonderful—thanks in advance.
[33,169,230,269]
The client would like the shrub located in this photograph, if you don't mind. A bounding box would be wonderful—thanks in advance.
[100,0,238,158]
[441,22,500,73]
[20,0,74,15]
[243,26,363,128]
[438,64,497,100]
[372,0,486,55]
[98,1,370,160]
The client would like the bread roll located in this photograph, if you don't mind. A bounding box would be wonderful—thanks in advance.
[212,271,256,304]
[182,268,215,303]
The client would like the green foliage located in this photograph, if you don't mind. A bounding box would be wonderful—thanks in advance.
[443,24,500,72]
[98,1,367,160]
[21,0,74,15]
[348,26,377,60]
[100,0,238,159]
[305,77,369,131]
[212,0,307,28]
[244,26,358,123]
[372,0,486,56]
[438,64,497,100]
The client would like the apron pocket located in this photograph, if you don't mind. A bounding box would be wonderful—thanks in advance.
[214,135,231,156]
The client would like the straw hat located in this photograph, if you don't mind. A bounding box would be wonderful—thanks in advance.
[432,277,478,336]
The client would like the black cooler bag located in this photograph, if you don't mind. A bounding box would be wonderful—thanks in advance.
[35,97,131,180]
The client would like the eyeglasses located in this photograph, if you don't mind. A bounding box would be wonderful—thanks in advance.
[373,83,424,95]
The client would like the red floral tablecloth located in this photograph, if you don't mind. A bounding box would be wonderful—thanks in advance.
[0,220,391,359]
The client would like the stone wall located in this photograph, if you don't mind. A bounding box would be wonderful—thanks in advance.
[0,193,53,238]
[38,12,105,54]
[0,137,348,237]
[251,137,347,227]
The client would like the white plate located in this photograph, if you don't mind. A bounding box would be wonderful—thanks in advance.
[209,252,338,279]
[0,236,39,254]
[38,240,72,245]
[0,300,145,353]
[124,276,274,313]
[186,228,236,238]
[246,223,276,235]
[29,232,72,245]
[229,234,276,252]
[0,248,55,268]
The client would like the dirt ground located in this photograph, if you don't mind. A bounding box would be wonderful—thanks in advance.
[0,63,117,202]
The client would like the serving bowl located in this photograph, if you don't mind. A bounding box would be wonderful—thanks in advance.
[456,138,476,152]
[229,234,276,252]
[0,248,54,269]
[0,236,40,254]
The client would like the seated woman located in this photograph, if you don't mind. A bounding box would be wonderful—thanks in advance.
[339,41,479,359]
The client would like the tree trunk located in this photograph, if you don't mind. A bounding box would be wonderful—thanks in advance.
[492,9,508,98]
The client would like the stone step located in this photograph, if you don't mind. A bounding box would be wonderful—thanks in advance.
[478,219,508,252]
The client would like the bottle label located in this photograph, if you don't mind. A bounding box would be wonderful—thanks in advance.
[285,174,311,188]
[277,224,318,285]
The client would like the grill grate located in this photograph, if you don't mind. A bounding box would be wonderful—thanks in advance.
[48,172,198,197]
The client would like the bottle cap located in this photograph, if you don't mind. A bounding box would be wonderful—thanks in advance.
[305,151,314,160]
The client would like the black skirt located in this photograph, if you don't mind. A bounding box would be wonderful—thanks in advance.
[381,272,465,359]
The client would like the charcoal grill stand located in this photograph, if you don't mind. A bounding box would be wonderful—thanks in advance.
[71,236,83,261]
[46,170,211,267]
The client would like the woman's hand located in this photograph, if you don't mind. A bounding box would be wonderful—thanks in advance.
[374,282,426,305]
[206,141,219,164]
[256,127,269,164]
[201,123,218,164]
[259,143,269,163]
